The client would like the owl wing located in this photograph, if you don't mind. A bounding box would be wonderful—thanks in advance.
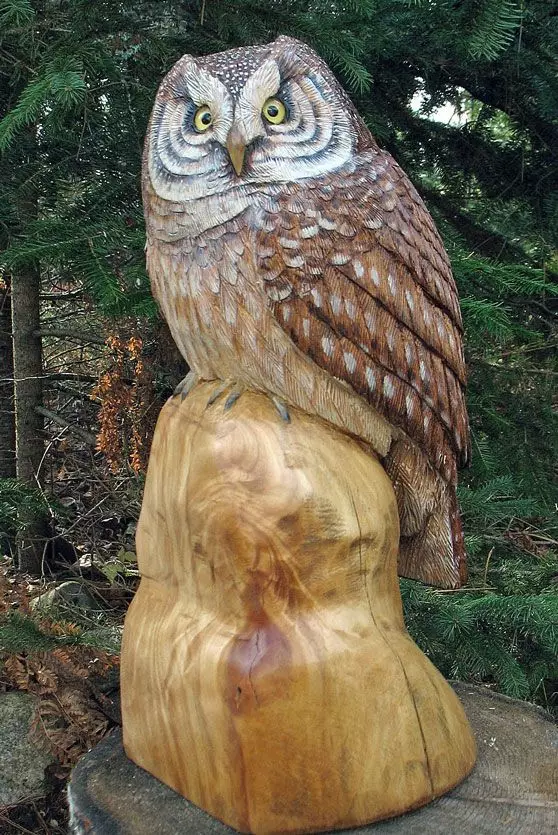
[256,148,470,588]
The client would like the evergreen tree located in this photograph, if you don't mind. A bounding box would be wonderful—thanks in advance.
[0,277,15,481]
[0,0,556,706]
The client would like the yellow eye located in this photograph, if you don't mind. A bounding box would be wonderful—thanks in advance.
[262,97,287,125]
[194,105,213,132]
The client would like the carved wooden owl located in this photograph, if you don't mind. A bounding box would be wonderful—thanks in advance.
[143,36,470,589]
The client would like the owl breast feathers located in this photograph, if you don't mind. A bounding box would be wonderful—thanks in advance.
[143,35,471,588]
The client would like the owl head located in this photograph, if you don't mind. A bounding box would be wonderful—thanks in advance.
[145,36,373,204]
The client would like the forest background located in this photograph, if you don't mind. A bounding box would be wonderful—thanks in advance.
[0,0,557,829]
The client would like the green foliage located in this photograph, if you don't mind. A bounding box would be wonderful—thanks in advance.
[460,297,514,344]
[0,611,60,652]
[0,610,122,654]
[402,582,558,705]
[0,478,48,540]
[0,0,35,29]
[0,61,87,150]
[459,476,539,531]
[99,548,139,584]
[467,0,523,61]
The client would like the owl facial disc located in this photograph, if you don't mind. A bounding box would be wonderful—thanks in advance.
[146,37,359,203]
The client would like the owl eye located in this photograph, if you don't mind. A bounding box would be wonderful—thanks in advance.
[193,105,213,132]
[262,97,287,125]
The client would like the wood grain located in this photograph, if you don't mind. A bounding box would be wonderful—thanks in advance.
[121,383,476,834]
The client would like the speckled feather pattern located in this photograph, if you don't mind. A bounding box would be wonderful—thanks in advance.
[143,36,470,588]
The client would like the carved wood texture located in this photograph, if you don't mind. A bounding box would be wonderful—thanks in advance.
[144,37,471,589]
[121,383,476,834]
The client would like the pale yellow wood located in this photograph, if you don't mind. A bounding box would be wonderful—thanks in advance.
[121,383,476,835]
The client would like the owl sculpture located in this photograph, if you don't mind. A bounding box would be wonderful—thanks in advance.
[143,36,470,589]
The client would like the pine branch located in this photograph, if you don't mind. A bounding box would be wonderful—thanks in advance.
[468,0,523,61]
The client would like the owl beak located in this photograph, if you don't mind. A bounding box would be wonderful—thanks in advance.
[226,126,247,176]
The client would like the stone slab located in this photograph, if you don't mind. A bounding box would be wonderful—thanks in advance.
[68,683,558,835]
[0,692,55,807]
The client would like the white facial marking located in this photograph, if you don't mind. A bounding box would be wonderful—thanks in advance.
[149,45,358,230]
[236,58,281,134]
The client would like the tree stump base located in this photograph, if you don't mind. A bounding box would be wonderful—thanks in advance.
[119,385,477,833]
[68,683,558,835]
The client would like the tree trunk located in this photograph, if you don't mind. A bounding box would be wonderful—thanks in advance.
[11,265,49,574]
[0,277,16,479]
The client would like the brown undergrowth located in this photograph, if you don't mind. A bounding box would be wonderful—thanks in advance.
[0,565,121,833]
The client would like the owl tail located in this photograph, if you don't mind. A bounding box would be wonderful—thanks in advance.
[384,438,466,589]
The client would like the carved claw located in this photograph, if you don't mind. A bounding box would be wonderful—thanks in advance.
[207,381,231,406]
[206,381,246,410]
[206,382,290,422]
[174,371,199,400]
[224,389,243,410]
[271,396,291,423]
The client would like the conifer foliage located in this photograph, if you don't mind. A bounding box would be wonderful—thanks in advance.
[0,1,557,710]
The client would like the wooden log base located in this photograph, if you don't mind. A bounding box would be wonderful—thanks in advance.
[121,384,476,834]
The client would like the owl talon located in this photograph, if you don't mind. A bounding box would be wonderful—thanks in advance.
[224,390,242,410]
[174,371,198,400]
[207,382,230,406]
[272,397,290,423]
